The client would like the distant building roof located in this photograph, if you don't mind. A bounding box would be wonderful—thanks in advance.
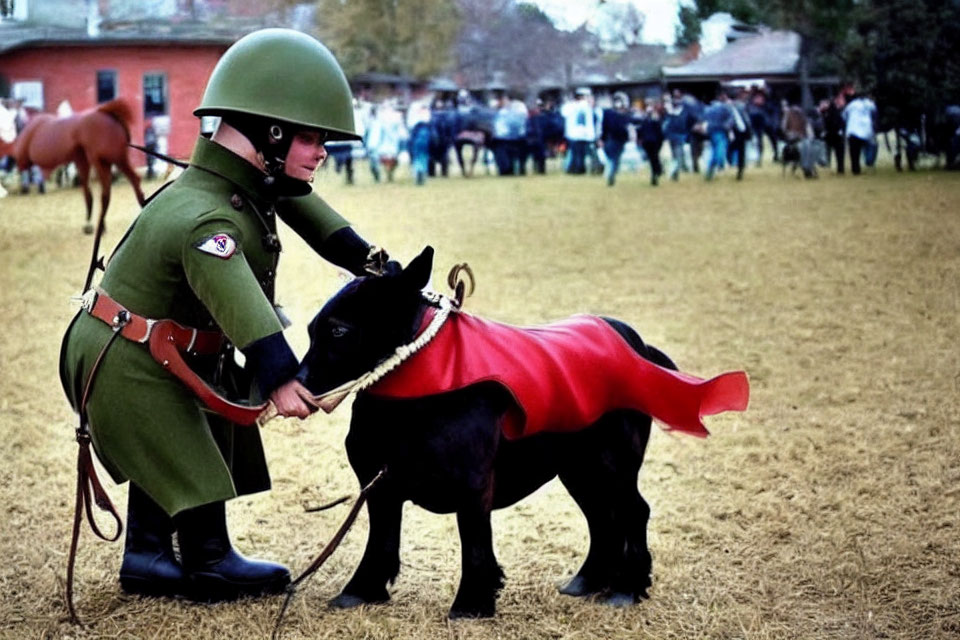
[352,72,416,86]
[428,77,459,92]
[663,30,801,81]
[535,43,674,92]
[0,19,258,54]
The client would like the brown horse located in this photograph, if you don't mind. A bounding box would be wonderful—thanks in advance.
[0,98,145,233]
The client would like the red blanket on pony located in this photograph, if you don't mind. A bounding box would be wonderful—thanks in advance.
[368,310,749,440]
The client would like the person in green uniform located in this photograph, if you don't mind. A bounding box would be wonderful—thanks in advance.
[59,28,392,602]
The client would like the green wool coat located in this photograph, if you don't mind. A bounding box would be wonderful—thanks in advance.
[59,137,349,516]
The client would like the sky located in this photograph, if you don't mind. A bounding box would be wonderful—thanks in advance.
[529,0,686,46]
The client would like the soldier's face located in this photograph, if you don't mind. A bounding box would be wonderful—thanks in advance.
[285,130,328,181]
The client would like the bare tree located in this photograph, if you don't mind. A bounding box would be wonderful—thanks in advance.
[454,0,593,90]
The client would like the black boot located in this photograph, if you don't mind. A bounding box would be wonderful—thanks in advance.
[175,500,290,602]
[119,484,186,597]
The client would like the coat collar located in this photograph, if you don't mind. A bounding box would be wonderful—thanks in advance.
[188,136,312,203]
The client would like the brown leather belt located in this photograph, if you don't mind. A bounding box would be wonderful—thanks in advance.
[86,289,268,425]
[89,289,223,354]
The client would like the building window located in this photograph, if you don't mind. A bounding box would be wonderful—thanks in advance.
[143,73,167,117]
[12,80,44,110]
[97,70,117,103]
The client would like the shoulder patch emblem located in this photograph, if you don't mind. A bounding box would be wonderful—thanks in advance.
[195,233,237,259]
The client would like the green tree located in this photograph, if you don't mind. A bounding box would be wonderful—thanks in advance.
[675,5,702,49]
[313,0,460,78]
[849,0,960,131]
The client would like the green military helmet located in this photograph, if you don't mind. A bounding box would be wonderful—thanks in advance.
[195,28,360,142]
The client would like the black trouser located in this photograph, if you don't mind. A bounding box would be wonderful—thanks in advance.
[847,135,867,175]
[690,132,706,172]
[826,135,845,173]
[641,141,663,180]
[766,125,780,160]
[567,140,588,174]
[728,131,748,177]
[429,143,450,177]
[528,142,546,174]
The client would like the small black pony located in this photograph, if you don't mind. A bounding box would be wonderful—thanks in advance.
[298,247,680,618]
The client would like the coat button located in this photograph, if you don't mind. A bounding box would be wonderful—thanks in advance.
[230,194,244,210]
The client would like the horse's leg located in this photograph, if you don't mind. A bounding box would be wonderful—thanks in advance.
[74,156,94,234]
[330,488,403,608]
[116,158,145,206]
[92,160,112,234]
[450,501,503,618]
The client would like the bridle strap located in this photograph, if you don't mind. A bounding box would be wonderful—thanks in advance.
[66,331,125,625]
[271,467,387,640]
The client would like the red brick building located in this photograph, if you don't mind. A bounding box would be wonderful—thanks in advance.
[0,0,301,164]
[0,23,256,164]
[1,37,233,160]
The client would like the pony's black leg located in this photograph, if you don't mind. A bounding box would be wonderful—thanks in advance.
[605,479,652,605]
[450,502,503,618]
[557,468,618,597]
[331,489,402,608]
[558,413,653,604]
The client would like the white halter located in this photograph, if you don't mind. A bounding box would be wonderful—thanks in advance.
[256,292,456,425]
[311,292,455,412]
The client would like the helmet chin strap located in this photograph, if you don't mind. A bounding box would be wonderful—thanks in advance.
[224,115,292,181]
[260,123,289,180]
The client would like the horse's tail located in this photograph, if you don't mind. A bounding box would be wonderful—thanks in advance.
[95,98,135,140]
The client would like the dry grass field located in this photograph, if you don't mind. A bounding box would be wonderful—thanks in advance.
[1,156,958,640]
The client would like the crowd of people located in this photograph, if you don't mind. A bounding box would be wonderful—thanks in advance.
[331,84,928,188]
[4,84,957,196]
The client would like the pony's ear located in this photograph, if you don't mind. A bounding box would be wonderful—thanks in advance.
[400,246,434,290]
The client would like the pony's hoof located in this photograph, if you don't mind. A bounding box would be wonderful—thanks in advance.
[330,592,386,609]
[449,604,495,619]
[559,575,601,597]
[82,223,94,235]
[601,592,638,607]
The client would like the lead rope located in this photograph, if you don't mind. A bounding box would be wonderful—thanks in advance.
[271,467,387,640]
[66,325,126,625]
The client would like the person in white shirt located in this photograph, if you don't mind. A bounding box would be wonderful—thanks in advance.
[843,93,877,175]
[561,88,596,174]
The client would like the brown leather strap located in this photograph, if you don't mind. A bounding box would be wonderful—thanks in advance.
[148,320,268,425]
[67,332,125,626]
[89,289,223,354]
[271,467,387,640]
[86,290,267,425]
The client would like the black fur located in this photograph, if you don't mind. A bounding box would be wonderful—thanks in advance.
[299,247,679,618]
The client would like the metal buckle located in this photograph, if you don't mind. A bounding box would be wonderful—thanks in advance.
[111,309,131,332]
[136,319,157,344]
[185,327,198,352]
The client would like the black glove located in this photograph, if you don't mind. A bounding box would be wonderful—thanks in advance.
[319,226,372,276]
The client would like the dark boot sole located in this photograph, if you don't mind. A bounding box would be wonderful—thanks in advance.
[119,574,186,599]
[184,572,291,602]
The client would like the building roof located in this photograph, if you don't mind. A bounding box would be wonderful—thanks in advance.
[534,43,674,92]
[352,72,417,86]
[0,19,262,54]
[663,30,800,81]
